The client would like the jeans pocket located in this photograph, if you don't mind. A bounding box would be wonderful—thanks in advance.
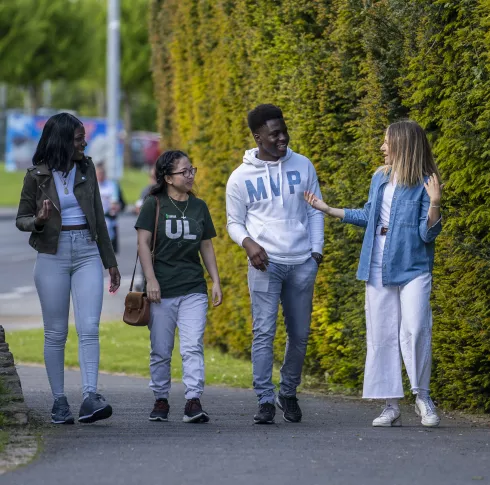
[248,267,270,292]
[83,235,97,245]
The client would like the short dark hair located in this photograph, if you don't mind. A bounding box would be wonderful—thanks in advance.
[33,112,85,175]
[247,104,283,133]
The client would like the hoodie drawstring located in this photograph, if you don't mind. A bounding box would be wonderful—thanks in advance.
[265,163,272,201]
[265,161,284,207]
[279,161,284,207]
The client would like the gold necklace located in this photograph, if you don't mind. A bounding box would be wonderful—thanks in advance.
[57,171,70,195]
[168,195,189,219]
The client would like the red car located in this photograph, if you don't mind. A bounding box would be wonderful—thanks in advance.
[130,131,161,167]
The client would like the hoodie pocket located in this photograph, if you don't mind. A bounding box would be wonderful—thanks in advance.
[256,219,309,255]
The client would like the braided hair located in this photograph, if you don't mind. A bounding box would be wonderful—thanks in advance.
[150,150,190,196]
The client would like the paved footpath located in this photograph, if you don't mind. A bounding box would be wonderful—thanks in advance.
[2,366,489,485]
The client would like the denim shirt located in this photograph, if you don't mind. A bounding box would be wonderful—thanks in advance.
[342,169,442,286]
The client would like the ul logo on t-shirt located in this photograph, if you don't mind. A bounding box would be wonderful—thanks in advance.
[165,219,198,240]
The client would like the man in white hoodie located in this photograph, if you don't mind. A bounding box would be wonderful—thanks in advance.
[226,104,324,424]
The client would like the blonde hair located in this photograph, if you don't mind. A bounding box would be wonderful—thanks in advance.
[382,120,440,186]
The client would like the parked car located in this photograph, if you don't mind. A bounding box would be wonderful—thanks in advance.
[130,131,161,168]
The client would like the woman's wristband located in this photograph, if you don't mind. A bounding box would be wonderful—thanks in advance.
[430,205,441,208]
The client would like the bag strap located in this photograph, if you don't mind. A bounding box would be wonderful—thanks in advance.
[129,196,161,292]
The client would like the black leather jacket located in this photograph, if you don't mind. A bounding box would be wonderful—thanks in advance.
[16,157,118,269]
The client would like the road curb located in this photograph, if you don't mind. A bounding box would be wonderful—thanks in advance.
[0,211,16,222]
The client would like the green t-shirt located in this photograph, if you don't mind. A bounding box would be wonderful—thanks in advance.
[135,193,216,298]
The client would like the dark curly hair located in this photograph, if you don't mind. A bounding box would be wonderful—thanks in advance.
[247,104,283,133]
[32,112,88,176]
[150,150,192,196]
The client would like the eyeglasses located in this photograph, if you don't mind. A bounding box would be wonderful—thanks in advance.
[169,167,198,178]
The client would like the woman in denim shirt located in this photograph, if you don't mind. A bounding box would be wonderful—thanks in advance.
[305,120,443,427]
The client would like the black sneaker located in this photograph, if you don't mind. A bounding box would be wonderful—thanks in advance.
[78,392,113,423]
[253,402,276,424]
[276,394,302,423]
[183,398,209,423]
[51,396,75,424]
[149,398,169,421]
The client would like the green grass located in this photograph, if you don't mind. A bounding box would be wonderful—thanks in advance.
[0,163,150,208]
[7,321,280,389]
[0,431,8,453]
[0,164,25,207]
[119,167,150,205]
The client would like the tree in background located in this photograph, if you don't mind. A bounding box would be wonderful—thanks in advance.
[0,0,96,113]
[0,0,156,155]
[120,0,155,164]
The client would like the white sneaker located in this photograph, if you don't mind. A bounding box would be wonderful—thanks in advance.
[415,395,441,427]
[372,406,402,427]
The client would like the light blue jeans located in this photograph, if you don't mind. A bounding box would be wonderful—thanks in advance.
[148,293,208,400]
[248,257,318,404]
[34,229,104,399]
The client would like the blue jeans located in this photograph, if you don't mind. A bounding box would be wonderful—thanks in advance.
[248,257,318,404]
[34,229,104,399]
[148,293,208,400]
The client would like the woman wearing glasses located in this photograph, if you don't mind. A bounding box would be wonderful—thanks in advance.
[135,150,222,423]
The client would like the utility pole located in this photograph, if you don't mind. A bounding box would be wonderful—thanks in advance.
[107,0,121,180]
[42,81,52,109]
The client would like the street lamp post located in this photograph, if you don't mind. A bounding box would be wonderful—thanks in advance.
[107,0,121,180]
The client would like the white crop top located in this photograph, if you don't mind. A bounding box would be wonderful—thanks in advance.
[52,165,87,226]
[378,179,396,227]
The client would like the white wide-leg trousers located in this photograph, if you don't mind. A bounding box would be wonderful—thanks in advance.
[362,235,433,399]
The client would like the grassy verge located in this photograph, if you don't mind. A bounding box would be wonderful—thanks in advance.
[0,164,24,207]
[0,163,149,208]
[119,168,150,205]
[7,321,280,389]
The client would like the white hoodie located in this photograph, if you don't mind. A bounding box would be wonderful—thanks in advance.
[226,147,324,265]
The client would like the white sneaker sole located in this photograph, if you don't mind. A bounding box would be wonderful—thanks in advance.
[51,417,75,425]
[78,405,112,424]
[415,403,441,427]
[183,412,209,423]
[372,415,402,427]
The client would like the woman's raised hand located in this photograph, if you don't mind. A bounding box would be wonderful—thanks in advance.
[304,191,330,214]
[424,174,443,205]
[35,199,53,226]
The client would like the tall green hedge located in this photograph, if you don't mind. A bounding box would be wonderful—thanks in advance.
[150,0,490,411]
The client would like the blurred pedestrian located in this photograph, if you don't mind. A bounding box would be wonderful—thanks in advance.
[95,162,122,253]
[16,113,121,425]
[135,150,222,424]
[305,120,443,428]
[134,165,157,215]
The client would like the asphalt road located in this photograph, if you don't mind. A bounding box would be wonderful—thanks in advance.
[2,366,489,485]
[0,214,139,330]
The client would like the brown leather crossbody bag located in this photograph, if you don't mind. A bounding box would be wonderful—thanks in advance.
[123,196,160,326]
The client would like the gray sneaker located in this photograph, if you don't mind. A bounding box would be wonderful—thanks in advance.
[51,396,75,424]
[78,393,113,423]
